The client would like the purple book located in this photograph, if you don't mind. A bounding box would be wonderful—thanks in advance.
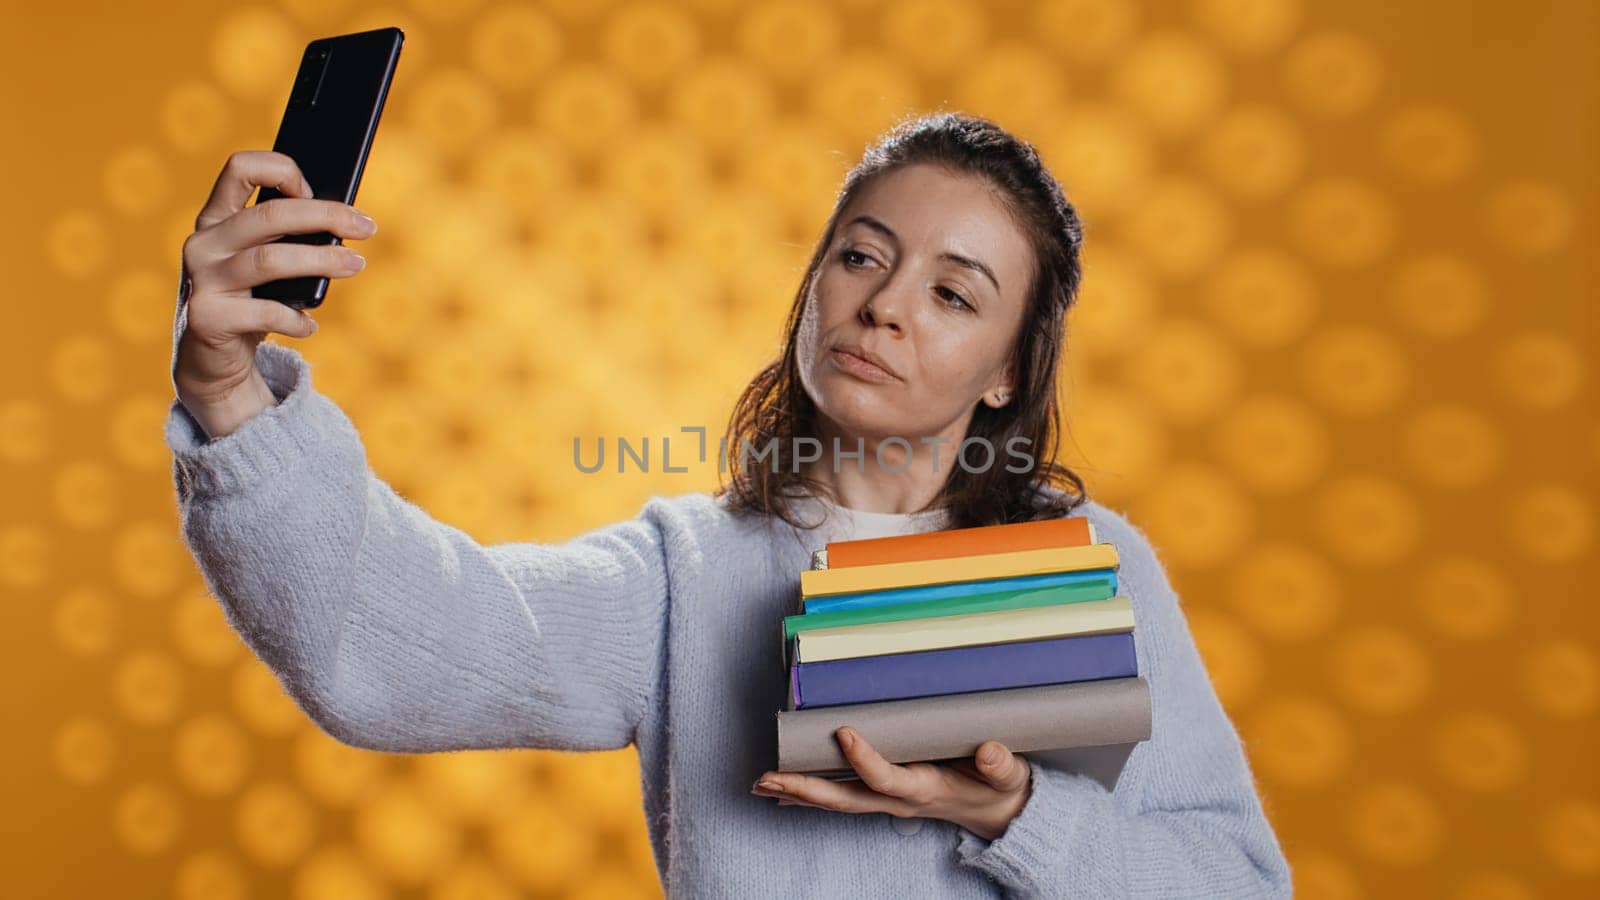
[789,631,1138,709]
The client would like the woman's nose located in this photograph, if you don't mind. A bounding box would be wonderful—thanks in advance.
[859,282,911,333]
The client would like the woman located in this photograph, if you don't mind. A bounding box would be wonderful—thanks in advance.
[167,113,1291,898]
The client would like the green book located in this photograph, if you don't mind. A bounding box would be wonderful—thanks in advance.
[782,576,1116,639]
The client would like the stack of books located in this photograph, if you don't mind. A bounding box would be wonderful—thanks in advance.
[774,517,1153,791]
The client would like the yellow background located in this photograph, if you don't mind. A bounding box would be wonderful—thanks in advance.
[2,1,1595,897]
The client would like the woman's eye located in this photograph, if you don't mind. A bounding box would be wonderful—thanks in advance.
[838,249,971,310]
[938,287,973,310]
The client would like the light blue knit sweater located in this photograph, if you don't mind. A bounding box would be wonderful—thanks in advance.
[163,338,1292,899]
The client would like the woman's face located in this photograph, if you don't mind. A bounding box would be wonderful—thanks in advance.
[797,163,1036,448]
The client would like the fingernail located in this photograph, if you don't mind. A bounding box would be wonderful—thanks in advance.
[346,251,367,272]
[838,728,855,750]
[353,212,377,235]
[983,746,1003,765]
[756,780,783,793]
[306,316,319,333]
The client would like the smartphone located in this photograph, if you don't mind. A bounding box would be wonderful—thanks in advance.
[251,27,404,309]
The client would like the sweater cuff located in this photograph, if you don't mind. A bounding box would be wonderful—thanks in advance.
[165,340,343,497]
[955,759,1116,891]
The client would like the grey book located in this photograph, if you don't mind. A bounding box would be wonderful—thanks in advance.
[775,676,1152,792]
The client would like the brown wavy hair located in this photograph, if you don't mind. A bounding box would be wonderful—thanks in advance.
[713,112,1091,530]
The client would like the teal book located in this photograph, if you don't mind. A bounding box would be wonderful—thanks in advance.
[782,574,1116,639]
[801,567,1118,614]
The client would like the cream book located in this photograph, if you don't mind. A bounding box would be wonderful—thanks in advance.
[799,542,1121,599]
[792,595,1134,663]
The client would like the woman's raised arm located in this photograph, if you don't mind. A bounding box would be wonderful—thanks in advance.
[165,337,670,754]
[164,149,671,753]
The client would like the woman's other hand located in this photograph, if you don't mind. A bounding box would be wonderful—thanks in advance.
[751,727,1033,841]
[173,150,377,439]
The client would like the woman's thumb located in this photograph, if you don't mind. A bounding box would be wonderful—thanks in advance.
[977,742,1029,791]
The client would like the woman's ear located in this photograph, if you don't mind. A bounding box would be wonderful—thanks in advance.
[982,376,1016,409]
[983,351,1018,409]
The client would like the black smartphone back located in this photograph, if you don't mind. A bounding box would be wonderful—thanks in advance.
[252,27,404,309]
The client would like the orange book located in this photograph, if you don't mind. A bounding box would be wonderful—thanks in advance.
[825,516,1097,568]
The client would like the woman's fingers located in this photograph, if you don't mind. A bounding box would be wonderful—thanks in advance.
[756,773,912,817]
[835,727,923,802]
[208,240,367,295]
[183,150,379,296]
[239,296,319,339]
[943,758,983,783]
[195,150,313,231]
[186,292,318,344]
[754,740,1033,831]
[206,196,377,259]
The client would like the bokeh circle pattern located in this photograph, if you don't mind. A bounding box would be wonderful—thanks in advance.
[20,1,1592,898]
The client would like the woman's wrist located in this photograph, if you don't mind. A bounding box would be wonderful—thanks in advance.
[944,777,1032,841]
[180,371,279,441]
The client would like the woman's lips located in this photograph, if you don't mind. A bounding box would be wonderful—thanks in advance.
[830,347,900,384]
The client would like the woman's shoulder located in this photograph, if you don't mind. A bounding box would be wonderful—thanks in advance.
[642,489,763,523]
[632,490,730,531]
[1032,488,1172,596]
[618,490,812,579]
[631,489,780,545]
[1062,496,1154,553]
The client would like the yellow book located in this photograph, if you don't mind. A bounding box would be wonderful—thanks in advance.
[794,596,1135,663]
[799,542,1120,599]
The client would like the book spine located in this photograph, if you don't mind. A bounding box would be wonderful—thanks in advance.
[801,568,1118,615]
[776,676,1153,772]
[800,542,1121,598]
[785,577,1116,639]
[826,516,1096,568]
[792,631,1138,708]
[795,596,1134,663]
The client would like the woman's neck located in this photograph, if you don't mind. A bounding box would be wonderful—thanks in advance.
[801,413,970,515]
[799,443,951,515]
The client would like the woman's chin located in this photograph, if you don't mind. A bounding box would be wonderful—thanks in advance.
[807,370,915,431]
[813,400,908,442]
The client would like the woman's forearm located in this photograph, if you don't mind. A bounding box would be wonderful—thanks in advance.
[166,340,672,753]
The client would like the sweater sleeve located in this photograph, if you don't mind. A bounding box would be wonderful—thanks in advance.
[164,338,670,754]
[950,506,1293,899]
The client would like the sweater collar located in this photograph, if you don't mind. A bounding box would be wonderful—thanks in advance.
[786,492,953,544]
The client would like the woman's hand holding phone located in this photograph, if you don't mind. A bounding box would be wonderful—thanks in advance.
[174,150,377,440]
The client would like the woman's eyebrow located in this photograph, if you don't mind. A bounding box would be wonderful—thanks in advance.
[844,214,1001,294]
